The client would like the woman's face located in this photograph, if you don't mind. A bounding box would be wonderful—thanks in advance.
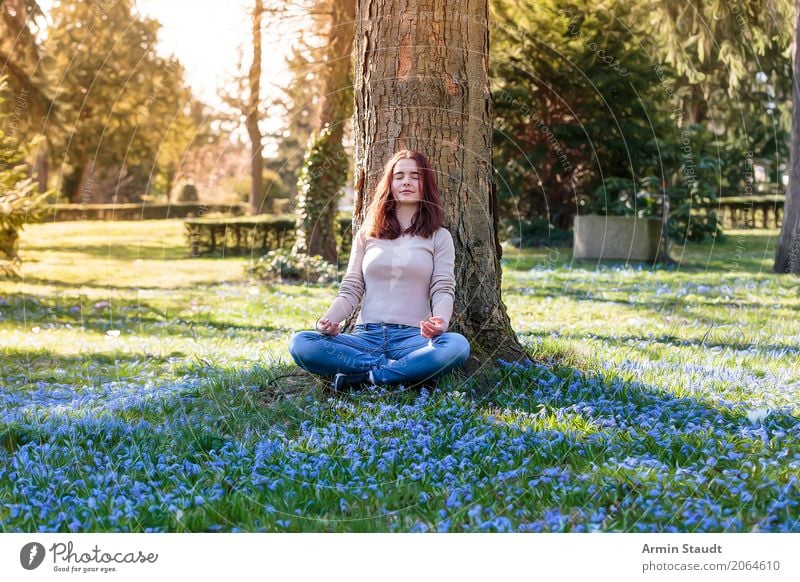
[391,158,423,205]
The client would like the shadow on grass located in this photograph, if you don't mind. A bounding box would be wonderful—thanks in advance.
[502,231,777,275]
[516,329,800,356]
[173,357,327,441]
[0,292,279,337]
[504,281,793,331]
[186,346,798,530]
[466,345,797,450]
[1,346,185,385]
[16,276,235,292]
[459,348,798,529]
[23,244,188,262]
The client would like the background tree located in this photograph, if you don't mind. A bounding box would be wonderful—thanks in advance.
[1,0,55,191]
[490,0,791,249]
[266,40,322,200]
[491,0,668,231]
[0,0,51,115]
[155,98,221,201]
[265,0,343,204]
[353,0,528,368]
[638,0,795,273]
[245,0,265,214]
[44,0,195,203]
[648,0,791,92]
[638,0,791,244]
[293,0,356,262]
[642,0,791,206]
[225,0,313,214]
[0,76,49,277]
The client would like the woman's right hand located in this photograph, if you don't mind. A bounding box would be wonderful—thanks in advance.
[316,317,340,336]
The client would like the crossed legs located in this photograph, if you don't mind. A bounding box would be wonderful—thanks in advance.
[288,327,470,386]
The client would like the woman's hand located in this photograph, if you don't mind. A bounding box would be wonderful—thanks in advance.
[316,318,340,336]
[420,316,447,338]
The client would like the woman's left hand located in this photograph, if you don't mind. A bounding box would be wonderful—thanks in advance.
[420,316,447,338]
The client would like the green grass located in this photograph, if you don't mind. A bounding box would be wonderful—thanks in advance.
[1,220,798,532]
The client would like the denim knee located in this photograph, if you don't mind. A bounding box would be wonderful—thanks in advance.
[431,332,470,370]
[288,331,318,365]
[445,332,470,367]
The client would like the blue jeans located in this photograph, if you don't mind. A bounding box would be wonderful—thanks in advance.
[288,322,470,385]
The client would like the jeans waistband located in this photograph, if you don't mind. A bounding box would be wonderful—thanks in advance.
[356,322,419,330]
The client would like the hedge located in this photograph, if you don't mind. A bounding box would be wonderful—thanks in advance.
[41,203,249,222]
[185,214,354,257]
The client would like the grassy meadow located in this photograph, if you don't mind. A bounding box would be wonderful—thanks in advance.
[1,220,798,532]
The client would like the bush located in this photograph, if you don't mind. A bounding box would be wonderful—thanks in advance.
[582,177,660,218]
[0,186,48,277]
[249,250,338,284]
[185,214,353,257]
[649,125,723,242]
[175,182,199,202]
[234,170,288,213]
[577,126,723,243]
[0,187,47,272]
[44,203,248,222]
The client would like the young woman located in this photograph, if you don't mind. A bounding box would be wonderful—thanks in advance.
[288,150,470,392]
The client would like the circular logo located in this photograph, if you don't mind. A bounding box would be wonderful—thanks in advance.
[20,542,46,570]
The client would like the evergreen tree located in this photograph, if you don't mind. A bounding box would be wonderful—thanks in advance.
[491,0,668,230]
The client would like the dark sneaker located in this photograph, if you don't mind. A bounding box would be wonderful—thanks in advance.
[411,378,438,391]
[332,371,371,393]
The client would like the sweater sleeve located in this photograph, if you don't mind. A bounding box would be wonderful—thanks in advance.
[430,228,456,329]
[322,226,366,324]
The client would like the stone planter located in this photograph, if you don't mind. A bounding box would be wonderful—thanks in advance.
[573,215,663,261]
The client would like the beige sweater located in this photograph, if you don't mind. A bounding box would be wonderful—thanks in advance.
[322,226,456,328]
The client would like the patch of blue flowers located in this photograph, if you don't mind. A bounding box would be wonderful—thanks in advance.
[1,354,798,532]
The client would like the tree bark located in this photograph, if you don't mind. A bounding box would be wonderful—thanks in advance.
[246,0,265,215]
[164,165,176,201]
[36,145,48,194]
[352,0,528,369]
[685,83,707,125]
[65,150,90,203]
[774,0,800,275]
[293,0,356,262]
[77,159,96,204]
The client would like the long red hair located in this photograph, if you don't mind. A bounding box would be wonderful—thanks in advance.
[362,150,444,239]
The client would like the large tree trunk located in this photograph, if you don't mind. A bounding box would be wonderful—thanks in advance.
[775,0,800,275]
[293,0,356,262]
[246,0,265,215]
[352,0,528,369]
